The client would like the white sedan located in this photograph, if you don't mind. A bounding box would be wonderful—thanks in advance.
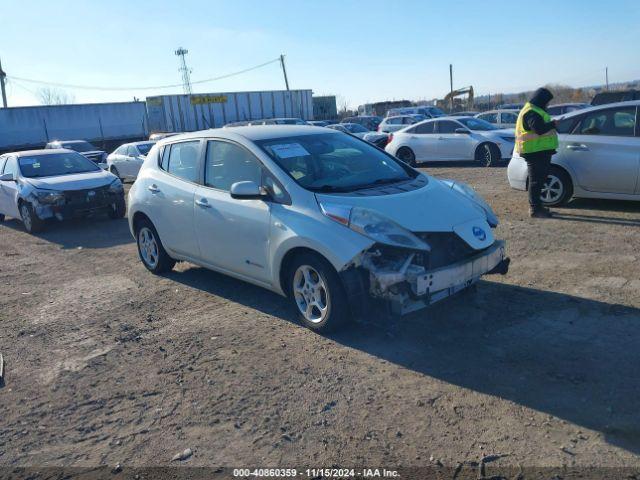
[106,141,156,181]
[385,117,515,166]
[127,126,509,332]
[508,100,640,206]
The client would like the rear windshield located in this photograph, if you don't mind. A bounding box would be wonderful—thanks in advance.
[457,117,499,131]
[18,152,101,178]
[61,141,97,152]
[256,133,416,193]
[136,143,155,155]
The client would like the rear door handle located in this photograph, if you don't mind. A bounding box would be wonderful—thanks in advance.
[566,144,589,151]
[195,198,211,208]
[147,184,160,193]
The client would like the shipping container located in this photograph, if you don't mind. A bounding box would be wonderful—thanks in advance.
[146,89,314,133]
[0,102,148,152]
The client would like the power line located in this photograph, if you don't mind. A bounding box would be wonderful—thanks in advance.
[6,57,282,92]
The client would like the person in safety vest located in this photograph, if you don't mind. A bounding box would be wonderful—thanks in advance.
[515,87,559,218]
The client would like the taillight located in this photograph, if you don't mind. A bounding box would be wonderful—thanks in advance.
[386,133,393,145]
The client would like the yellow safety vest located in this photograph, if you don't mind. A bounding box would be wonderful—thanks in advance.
[515,102,559,154]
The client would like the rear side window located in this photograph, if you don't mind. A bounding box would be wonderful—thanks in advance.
[414,122,435,134]
[0,157,6,173]
[161,141,200,182]
[204,140,262,191]
[386,118,402,125]
[577,107,636,137]
[547,106,562,116]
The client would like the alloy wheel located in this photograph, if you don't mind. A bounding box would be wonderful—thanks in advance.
[138,227,159,269]
[292,265,329,324]
[20,204,32,232]
[541,174,563,204]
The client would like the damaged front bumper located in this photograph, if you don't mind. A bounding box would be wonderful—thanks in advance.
[345,240,509,316]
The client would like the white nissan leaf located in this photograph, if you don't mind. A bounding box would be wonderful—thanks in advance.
[127,126,509,332]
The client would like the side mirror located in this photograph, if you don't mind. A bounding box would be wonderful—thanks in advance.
[0,173,15,182]
[455,128,471,135]
[230,181,267,200]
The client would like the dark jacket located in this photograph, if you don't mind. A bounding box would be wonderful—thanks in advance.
[522,88,557,158]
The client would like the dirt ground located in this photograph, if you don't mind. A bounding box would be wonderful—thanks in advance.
[1,165,639,473]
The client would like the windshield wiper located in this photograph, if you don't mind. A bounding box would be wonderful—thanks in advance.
[308,184,351,193]
[351,177,407,190]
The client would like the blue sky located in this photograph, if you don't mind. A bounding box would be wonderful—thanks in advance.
[2,0,639,108]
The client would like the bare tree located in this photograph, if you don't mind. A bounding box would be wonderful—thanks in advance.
[37,87,75,105]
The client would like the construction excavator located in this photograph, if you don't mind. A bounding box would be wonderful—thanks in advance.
[439,86,474,112]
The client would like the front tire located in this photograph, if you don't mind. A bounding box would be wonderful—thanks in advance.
[540,166,573,207]
[135,218,175,273]
[20,202,45,234]
[396,147,417,167]
[108,196,126,219]
[286,253,349,333]
[475,143,501,167]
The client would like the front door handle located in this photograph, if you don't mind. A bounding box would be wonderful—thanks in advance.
[148,184,160,193]
[195,198,211,208]
[566,144,589,151]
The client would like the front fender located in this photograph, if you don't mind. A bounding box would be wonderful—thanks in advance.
[269,207,374,294]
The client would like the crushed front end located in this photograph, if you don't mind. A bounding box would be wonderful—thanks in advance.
[345,232,509,316]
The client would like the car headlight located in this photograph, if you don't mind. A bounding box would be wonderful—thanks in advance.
[440,179,499,227]
[109,179,124,193]
[34,189,65,205]
[319,202,430,251]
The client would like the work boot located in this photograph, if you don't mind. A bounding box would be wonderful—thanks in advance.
[529,206,552,218]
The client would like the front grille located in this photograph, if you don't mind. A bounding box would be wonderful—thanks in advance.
[63,186,111,207]
[414,232,480,270]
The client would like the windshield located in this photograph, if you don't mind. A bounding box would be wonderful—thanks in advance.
[256,133,415,192]
[18,152,101,178]
[346,124,368,133]
[136,142,155,155]
[457,117,499,131]
[61,141,97,152]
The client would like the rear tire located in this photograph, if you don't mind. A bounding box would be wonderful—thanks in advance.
[541,166,573,207]
[396,147,417,167]
[475,142,501,167]
[19,202,45,234]
[135,218,175,274]
[286,252,349,333]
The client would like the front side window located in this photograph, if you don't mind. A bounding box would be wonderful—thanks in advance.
[162,141,200,182]
[256,132,416,193]
[17,152,100,178]
[437,121,460,134]
[556,116,580,134]
[205,140,262,191]
[114,145,127,155]
[577,107,636,137]
[547,106,562,116]
[127,145,138,157]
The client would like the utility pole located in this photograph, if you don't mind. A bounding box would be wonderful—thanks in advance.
[449,64,454,112]
[280,54,290,91]
[175,47,192,95]
[0,57,8,108]
[605,66,609,91]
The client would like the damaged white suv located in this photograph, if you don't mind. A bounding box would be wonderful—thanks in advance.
[128,126,509,332]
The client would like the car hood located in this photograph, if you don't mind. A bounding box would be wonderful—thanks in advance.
[24,170,116,191]
[79,150,106,155]
[315,176,494,250]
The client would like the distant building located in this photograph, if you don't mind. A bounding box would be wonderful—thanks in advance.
[313,95,337,120]
[358,100,412,117]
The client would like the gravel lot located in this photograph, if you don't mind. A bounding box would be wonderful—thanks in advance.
[1,165,639,473]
